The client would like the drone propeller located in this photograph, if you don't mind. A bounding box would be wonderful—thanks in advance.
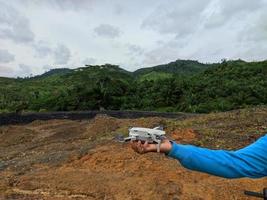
[114,134,126,142]
[114,134,132,142]
[153,125,164,131]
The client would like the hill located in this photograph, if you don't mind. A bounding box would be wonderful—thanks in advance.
[134,59,209,76]
[33,68,72,79]
[0,59,266,113]
[183,60,267,112]
[134,59,211,81]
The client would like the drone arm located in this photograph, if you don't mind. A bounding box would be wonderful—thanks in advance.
[123,136,135,142]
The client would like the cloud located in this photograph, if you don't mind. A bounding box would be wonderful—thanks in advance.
[204,0,266,28]
[0,65,15,77]
[43,65,52,71]
[113,4,124,15]
[143,44,179,66]
[237,3,267,41]
[32,40,53,57]
[141,0,265,37]
[0,49,15,63]
[83,57,97,65]
[141,0,211,37]
[0,1,34,43]
[0,0,267,77]
[221,0,264,16]
[94,24,121,39]
[33,41,73,65]
[53,44,71,65]
[46,0,92,11]
[126,44,144,56]
[18,64,32,77]
[33,40,72,66]
[20,0,94,11]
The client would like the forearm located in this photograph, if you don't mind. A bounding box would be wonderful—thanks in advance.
[167,136,267,179]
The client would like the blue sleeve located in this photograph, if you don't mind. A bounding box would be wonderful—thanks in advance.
[167,134,267,179]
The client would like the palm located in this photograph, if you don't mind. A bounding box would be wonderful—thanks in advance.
[131,139,172,154]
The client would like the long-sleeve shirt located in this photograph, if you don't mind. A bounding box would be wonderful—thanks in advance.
[167,134,267,179]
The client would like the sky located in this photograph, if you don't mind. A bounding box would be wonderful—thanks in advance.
[0,0,267,77]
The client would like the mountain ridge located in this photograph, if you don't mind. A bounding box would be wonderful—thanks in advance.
[0,59,266,113]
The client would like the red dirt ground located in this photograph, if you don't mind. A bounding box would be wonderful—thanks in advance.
[1,108,267,199]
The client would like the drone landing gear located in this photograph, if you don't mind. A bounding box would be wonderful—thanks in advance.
[156,140,161,153]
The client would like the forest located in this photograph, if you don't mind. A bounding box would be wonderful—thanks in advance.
[0,59,266,113]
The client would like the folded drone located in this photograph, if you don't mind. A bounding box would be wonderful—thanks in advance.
[116,126,166,152]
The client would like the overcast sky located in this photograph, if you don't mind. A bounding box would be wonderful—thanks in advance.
[0,0,267,77]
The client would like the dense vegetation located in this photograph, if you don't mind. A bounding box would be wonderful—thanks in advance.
[0,59,266,113]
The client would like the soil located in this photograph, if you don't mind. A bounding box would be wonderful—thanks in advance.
[1,107,267,200]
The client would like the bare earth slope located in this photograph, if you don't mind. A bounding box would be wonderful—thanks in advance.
[1,107,267,199]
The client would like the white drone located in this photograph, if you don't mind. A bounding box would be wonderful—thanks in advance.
[116,126,166,152]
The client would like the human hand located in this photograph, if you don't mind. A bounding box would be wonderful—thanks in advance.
[130,139,172,154]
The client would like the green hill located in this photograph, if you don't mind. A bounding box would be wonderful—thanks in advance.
[134,59,212,82]
[0,59,266,113]
[34,68,72,79]
[134,59,210,77]
[182,60,267,112]
[137,71,173,82]
[0,64,134,112]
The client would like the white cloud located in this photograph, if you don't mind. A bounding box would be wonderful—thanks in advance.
[0,49,15,63]
[141,0,211,37]
[32,40,53,57]
[53,44,71,65]
[0,1,34,43]
[126,44,144,56]
[43,65,52,71]
[94,24,121,39]
[83,57,97,65]
[0,0,267,77]
[0,65,15,77]
[21,0,94,11]
[204,0,265,28]
[18,64,32,77]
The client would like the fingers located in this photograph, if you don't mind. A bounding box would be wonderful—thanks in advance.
[131,140,140,153]
[137,140,145,154]
[130,140,138,152]
[130,139,171,154]
[130,140,146,154]
[130,140,157,154]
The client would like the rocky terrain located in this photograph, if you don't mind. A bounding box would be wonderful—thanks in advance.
[1,107,267,199]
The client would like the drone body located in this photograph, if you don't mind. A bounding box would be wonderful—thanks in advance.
[118,126,166,152]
